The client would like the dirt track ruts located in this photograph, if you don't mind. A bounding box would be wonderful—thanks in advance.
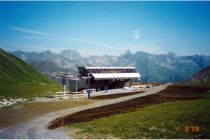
[49,85,210,129]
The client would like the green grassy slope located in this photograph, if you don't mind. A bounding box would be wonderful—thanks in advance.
[70,93,210,139]
[0,48,61,98]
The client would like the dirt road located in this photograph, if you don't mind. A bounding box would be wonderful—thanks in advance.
[0,112,70,139]
[0,84,169,139]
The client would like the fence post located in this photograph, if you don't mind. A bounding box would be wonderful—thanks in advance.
[61,115,64,127]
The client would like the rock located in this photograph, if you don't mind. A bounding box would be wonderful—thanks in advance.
[0,98,27,108]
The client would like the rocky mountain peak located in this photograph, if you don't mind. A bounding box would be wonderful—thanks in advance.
[124,50,132,55]
[45,50,52,54]
[167,51,176,57]
[60,49,80,56]
[59,49,82,61]
[168,51,175,55]
[11,49,210,83]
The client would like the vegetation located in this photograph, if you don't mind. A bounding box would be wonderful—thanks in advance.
[0,48,61,99]
[0,83,61,99]
[184,81,210,87]
[69,93,210,139]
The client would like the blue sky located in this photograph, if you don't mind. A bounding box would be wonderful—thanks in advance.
[0,1,210,56]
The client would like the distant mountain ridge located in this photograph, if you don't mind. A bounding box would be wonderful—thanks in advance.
[11,49,210,83]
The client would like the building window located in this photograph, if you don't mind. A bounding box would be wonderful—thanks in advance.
[96,69,98,73]
[105,69,108,73]
[93,69,96,73]
[87,69,90,73]
[125,69,128,73]
[116,69,119,73]
[89,69,92,73]
[131,69,133,73]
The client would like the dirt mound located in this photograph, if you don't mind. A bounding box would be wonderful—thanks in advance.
[48,85,210,129]
[160,85,210,97]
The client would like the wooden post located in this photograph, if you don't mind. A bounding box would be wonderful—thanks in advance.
[61,115,64,127]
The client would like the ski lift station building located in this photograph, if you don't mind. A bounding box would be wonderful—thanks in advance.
[69,67,141,92]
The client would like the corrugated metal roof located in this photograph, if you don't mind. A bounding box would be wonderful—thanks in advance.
[85,67,136,69]
[78,66,141,80]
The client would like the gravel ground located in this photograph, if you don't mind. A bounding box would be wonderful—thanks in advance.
[0,84,169,139]
[0,111,70,139]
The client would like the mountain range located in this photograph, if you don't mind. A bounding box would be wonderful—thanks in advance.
[12,49,210,83]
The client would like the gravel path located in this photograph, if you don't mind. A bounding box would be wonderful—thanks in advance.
[0,84,169,139]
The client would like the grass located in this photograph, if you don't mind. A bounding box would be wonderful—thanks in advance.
[184,81,210,87]
[0,82,61,99]
[0,48,62,99]
[69,92,210,139]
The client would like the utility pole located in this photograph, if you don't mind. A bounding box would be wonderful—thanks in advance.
[75,73,80,93]
[62,77,66,95]
[56,72,70,96]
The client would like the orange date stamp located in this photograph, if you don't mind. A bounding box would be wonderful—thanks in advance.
[175,123,204,133]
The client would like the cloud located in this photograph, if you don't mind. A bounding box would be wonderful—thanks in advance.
[0,43,44,52]
[8,26,48,36]
[8,25,125,52]
[133,29,140,40]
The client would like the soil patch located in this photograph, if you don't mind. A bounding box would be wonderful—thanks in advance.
[0,99,93,128]
[48,85,210,129]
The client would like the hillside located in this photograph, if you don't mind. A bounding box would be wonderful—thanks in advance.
[0,48,61,99]
[12,49,210,83]
[68,85,210,138]
[191,65,210,82]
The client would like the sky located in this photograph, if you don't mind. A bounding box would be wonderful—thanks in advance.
[0,1,210,56]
